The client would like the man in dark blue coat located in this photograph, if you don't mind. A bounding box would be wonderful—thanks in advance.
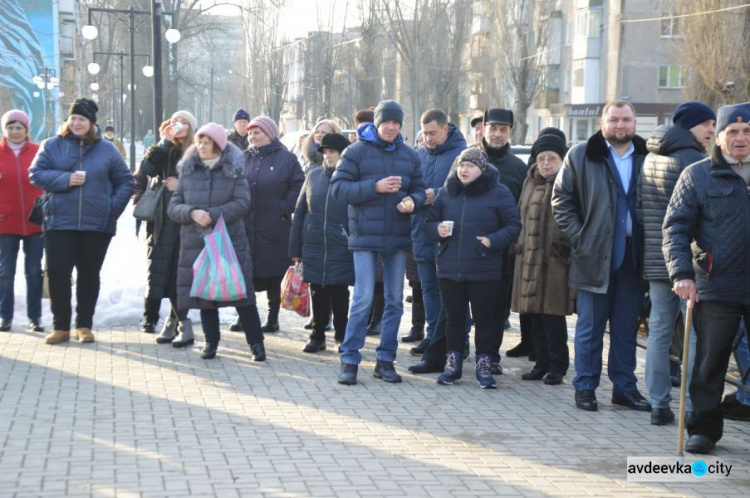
[638,101,715,426]
[331,99,426,385]
[408,109,466,347]
[664,102,750,454]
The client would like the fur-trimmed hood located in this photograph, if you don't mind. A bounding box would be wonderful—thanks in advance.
[445,163,499,196]
[585,130,647,162]
[301,133,324,166]
[177,142,245,178]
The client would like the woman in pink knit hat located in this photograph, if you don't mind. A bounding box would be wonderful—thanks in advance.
[0,110,44,333]
[227,116,304,334]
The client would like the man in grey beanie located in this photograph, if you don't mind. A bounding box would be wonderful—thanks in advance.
[331,99,426,385]
[663,102,750,454]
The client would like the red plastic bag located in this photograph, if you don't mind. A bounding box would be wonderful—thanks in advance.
[281,263,310,317]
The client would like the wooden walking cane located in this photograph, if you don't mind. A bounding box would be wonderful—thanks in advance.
[677,300,694,456]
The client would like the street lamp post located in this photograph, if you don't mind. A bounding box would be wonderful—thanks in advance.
[82,2,179,151]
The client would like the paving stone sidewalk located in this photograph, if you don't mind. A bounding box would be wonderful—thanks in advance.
[0,304,748,497]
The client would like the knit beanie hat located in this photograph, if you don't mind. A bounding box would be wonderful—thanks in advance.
[171,110,198,133]
[672,101,716,130]
[374,100,404,127]
[68,98,98,123]
[1,110,30,132]
[247,116,279,141]
[457,148,489,170]
[532,134,567,161]
[233,108,250,122]
[196,122,228,151]
[715,102,750,135]
[104,125,115,133]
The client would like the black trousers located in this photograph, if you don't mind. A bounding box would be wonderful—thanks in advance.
[688,301,750,442]
[254,276,282,313]
[439,279,498,356]
[201,305,263,345]
[530,313,569,375]
[45,230,111,331]
[310,284,349,342]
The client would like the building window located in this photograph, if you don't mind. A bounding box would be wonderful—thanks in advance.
[661,15,680,37]
[573,60,585,87]
[658,65,686,88]
[575,9,602,38]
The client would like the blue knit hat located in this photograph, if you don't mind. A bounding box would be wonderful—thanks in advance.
[672,101,716,130]
[715,102,750,135]
[233,108,250,122]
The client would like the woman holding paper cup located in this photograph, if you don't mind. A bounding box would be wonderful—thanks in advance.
[168,123,265,361]
[137,110,197,346]
[29,98,133,345]
[424,148,521,389]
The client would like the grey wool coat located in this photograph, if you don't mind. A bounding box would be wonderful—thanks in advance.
[167,143,256,311]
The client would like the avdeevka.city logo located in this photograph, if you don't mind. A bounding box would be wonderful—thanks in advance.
[626,457,733,482]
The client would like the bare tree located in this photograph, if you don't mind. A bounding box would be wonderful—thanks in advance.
[668,0,749,106]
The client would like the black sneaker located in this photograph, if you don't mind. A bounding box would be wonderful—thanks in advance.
[373,360,402,383]
[140,322,155,334]
[408,361,443,374]
[338,363,358,385]
[28,318,44,333]
[410,338,430,356]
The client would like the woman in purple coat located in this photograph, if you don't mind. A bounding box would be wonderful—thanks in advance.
[232,116,304,333]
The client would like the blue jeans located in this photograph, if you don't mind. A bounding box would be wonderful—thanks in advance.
[416,260,441,339]
[340,250,407,365]
[573,246,643,393]
[0,233,44,321]
[645,280,697,409]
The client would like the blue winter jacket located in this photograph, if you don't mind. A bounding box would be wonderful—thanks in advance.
[331,124,426,253]
[424,165,521,281]
[289,165,354,286]
[411,124,467,261]
[663,148,750,305]
[29,134,134,235]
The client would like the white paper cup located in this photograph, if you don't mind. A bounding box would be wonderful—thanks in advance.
[443,220,454,236]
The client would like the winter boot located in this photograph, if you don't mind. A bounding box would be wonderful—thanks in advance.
[172,319,195,348]
[229,315,243,332]
[75,327,95,343]
[155,315,178,344]
[261,307,280,333]
[437,350,463,385]
[402,301,425,342]
[44,329,70,344]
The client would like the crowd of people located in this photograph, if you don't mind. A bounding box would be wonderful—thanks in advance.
[0,95,747,456]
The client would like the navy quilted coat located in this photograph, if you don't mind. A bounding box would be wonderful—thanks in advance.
[424,165,521,281]
[168,143,256,311]
[243,138,304,278]
[638,125,707,281]
[289,165,354,286]
[663,148,750,305]
[29,134,133,234]
[330,124,426,253]
[411,124,467,261]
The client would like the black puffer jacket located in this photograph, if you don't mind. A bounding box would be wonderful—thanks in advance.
[243,138,305,278]
[663,148,750,305]
[424,165,521,281]
[289,165,354,286]
[138,139,184,299]
[168,143,255,311]
[638,125,707,281]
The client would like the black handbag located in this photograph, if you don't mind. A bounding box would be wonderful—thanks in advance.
[28,194,48,225]
[133,177,165,222]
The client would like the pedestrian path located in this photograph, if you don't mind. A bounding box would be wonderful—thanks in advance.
[0,307,747,497]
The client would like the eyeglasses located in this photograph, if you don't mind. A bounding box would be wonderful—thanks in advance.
[537,155,561,165]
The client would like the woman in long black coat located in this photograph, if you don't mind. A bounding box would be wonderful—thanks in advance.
[137,110,196,345]
[168,123,265,361]
[238,116,304,333]
[289,133,354,353]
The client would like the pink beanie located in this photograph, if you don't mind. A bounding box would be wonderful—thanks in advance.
[196,122,228,151]
[1,110,31,132]
[247,116,279,141]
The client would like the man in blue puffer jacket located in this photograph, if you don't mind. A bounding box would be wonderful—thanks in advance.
[331,99,426,385]
[409,109,466,346]
[664,102,750,454]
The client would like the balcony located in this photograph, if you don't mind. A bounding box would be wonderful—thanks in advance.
[572,36,601,59]
[535,89,560,109]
